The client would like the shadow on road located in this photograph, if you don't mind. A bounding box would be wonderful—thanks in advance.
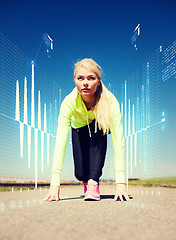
[59,195,133,201]
[61,196,84,201]
[100,194,114,199]
[101,195,133,201]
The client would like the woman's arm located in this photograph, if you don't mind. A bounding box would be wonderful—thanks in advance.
[110,94,125,183]
[43,97,73,201]
[50,99,73,186]
[109,92,129,201]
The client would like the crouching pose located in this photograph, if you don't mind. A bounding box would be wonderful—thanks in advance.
[43,58,129,202]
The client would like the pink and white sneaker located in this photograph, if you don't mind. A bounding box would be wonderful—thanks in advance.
[84,180,100,201]
[83,181,88,194]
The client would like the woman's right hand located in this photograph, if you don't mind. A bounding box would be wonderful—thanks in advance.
[43,186,60,202]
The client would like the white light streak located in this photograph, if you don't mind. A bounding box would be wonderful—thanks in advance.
[24,77,28,124]
[132,104,135,135]
[20,122,24,158]
[47,134,49,166]
[121,102,123,121]
[31,61,35,127]
[59,89,62,107]
[44,103,47,132]
[134,133,137,167]
[15,80,20,121]
[46,33,53,42]
[27,125,31,168]
[38,91,41,130]
[51,42,53,50]
[126,137,129,190]
[128,99,131,136]
[41,131,44,172]
[125,82,127,137]
[135,23,140,34]
[35,128,38,189]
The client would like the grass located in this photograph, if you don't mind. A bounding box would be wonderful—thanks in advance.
[0,186,50,192]
[0,184,79,192]
[128,176,176,188]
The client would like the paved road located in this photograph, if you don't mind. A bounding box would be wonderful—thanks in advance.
[0,185,175,240]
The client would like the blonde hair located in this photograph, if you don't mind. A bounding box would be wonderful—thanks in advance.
[74,58,112,134]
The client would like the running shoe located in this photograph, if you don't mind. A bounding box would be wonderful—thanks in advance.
[83,181,88,194]
[84,182,100,201]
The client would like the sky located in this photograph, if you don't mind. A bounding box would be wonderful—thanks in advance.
[0,0,176,180]
[1,0,176,90]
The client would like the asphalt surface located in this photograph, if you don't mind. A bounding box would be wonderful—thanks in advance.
[0,185,175,240]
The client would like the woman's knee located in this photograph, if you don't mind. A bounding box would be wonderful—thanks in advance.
[74,171,85,181]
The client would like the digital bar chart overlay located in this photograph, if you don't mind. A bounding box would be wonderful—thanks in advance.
[1,61,61,189]
[0,34,61,188]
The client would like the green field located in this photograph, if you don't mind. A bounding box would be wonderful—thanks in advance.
[0,186,50,192]
[0,184,79,192]
[128,176,176,188]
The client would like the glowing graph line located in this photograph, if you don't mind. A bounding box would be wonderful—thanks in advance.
[1,112,56,174]
[127,118,165,137]
[1,113,56,137]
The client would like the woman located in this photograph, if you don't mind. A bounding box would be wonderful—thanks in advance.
[43,58,129,202]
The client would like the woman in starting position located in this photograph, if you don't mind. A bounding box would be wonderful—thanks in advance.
[43,58,129,202]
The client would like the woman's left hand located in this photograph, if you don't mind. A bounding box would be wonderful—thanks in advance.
[114,183,129,202]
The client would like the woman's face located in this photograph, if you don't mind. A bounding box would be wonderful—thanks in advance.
[74,67,100,100]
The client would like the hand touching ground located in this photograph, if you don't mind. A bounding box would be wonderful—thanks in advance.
[43,186,60,202]
[114,183,129,202]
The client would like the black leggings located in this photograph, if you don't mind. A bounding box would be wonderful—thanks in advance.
[72,119,107,184]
